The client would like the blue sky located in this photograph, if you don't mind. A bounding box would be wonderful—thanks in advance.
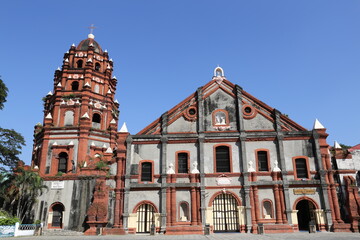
[0,1,359,165]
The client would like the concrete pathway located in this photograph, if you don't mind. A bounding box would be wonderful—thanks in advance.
[11,232,360,240]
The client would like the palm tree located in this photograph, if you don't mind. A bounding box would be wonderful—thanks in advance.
[1,168,47,223]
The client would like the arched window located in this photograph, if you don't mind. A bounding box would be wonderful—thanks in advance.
[71,81,79,91]
[179,201,190,221]
[58,152,68,173]
[177,152,188,174]
[95,62,101,71]
[262,200,273,219]
[92,113,101,129]
[64,111,74,126]
[94,84,100,94]
[140,161,153,182]
[294,157,309,179]
[215,145,231,173]
[76,60,83,68]
[257,150,269,172]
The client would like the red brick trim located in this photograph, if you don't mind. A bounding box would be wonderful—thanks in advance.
[261,199,274,219]
[132,200,158,213]
[48,202,65,229]
[49,201,65,212]
[183,106,197,122]
[208,190,242,207]
[292,196,319,210]
[212,109,230,127]
[168,139,198,144]
[133,141,161,145]
[246,137,277,142]
[178,201,190,222]
[242,104,257,119]
[204,138,239,143]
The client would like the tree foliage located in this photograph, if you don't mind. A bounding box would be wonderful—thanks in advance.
[0,128,25,171]
[0,78,25,171]
[0,168,47,223]
[0,78,8,110]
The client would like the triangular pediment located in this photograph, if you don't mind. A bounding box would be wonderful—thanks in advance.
[137,77,307,135]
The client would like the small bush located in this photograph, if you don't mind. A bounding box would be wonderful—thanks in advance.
[0,211,20,225]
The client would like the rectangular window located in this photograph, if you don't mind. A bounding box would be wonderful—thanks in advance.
[295,158,308,179]
[141,162,152,182]
[257,151,269,171]
[178,153,188,173]
[216,146,230,172]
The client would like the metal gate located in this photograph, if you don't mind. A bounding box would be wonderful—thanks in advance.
[136,204,155,233]
[212,193,239,232]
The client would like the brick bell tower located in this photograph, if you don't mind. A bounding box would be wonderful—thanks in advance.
[31,32,129,233]
[31,32,119,177]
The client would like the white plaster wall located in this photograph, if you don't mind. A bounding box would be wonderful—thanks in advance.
[132,144,161,174]
[243,114,274,131]
[37,180,75,229]
[46,140,79,172]
[288,187,322,209]
[176,190,191,221]
[203,142,240,173]
[204,89,237,131]
[128,191,160,213]
[245,141,278,171]
[283,140,315,172]
[167,143,198,171]
[167,116,197,133]
[205,189,243,207]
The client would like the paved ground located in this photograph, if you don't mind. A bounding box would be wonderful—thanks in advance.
[11,232,360,240]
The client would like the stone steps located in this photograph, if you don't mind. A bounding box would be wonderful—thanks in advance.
[43,229,84,236]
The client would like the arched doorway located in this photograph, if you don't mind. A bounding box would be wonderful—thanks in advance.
[296,199,316,230]
[212,193,239,232]
[51,203,64,228]
[136,203,155,233]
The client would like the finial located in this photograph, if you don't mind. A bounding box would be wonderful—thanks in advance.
[334,141,341,149]
[119,122,128,133]
[313,119,325,129]
[88,24,96,39]
[214,66,224,77]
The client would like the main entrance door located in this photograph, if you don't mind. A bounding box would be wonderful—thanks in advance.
[136,203,155,233]
[51,204,64,228]
[212,193,239,232]
[296,200,316,230]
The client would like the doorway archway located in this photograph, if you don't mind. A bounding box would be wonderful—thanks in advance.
[136,203,155,233]
[212,193,240,232]
[50,202,64,228]
[296,199,316,230]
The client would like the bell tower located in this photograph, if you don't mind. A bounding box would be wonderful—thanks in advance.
[32,33,119,177]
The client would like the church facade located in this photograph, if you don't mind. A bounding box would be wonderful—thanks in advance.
[30,34,359,235]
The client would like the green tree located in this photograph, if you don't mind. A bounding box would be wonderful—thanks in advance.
[1,167,47,223]
[0,78,25,171]
[0,128,25,171]
[0,78,8,110]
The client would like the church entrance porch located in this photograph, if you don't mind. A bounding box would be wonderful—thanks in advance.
[212,193,239,232]
[296,199,316,231]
